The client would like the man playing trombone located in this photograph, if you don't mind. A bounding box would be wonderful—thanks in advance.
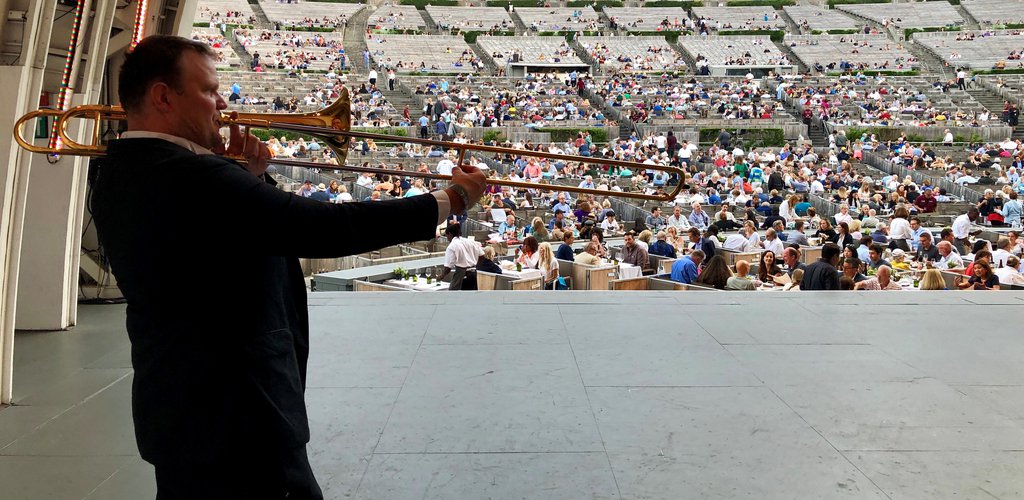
[89,35,486,499]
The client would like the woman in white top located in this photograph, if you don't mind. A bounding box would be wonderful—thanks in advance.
[334,184,353,203]
[537,242,560,289]
[834,204,854,226]
[779,194,800,221]
[516,236,541,269]
[887,205,913,251]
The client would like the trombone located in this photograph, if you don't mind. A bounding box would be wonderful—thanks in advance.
[13,87,686,202]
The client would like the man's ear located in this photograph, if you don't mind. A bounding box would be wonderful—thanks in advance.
[148,82,174,114]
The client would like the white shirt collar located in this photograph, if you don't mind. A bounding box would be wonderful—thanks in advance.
[119,131,215,156]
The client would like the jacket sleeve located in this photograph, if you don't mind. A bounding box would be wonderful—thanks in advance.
[194,158,440,258]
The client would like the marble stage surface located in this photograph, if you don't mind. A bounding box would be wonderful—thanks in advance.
[2,291,1024,499]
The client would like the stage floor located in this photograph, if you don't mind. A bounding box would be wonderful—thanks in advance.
[3,292,1024,499]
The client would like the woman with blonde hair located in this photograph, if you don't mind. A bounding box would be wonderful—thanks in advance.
[918,269,946,290]
[637,229,653,251]
[335,184,353,203]
[537,242,561,290]
[531,217,549,241]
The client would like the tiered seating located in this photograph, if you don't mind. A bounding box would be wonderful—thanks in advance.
[836,2,964,29]
[424,6,515,32]
[259,0,363,29]
[680,36,793,71]
[591,75,795,126]
[578,36,687,73]
[477,36,584,65]
[403,75,605,127]
[366,34,481,73]
[195,0,255,26]
[914,30,1024,70]
[690,6,788,32]
[367,5,426,33]
[784,75,1000,128]
[603,7,687,32]
[515,7,603,32]
[786,34,917,73]
[235,29,346,71]
[783,5,860,33]
[217,70,344,111]
[191,27,243,68]
[961,0,1024,26]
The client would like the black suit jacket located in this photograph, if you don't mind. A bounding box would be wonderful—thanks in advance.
[90,139,439,465]
[801,259,840,290]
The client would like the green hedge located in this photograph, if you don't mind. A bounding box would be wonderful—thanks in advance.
[538,30,603,37]
[253,129,315,142]
[725,0,795,7]
[642,0,702,7]
[565,0,623,8]
[993,23,1024,29]
[486,0,540,6]
[400,0,458,9]
[462,30,516,44]
[699,128,785,147]
[904,26,960,40]
[718,29,784,43]
[971,68,1024,75]
[842,127,926,143]
[810,28,860,35]
[827,0,889,6]
[533,127,609,143]
[352,127,409,138]
[305,0,364,2]
[482,130,507,143]
[370,29,425,35]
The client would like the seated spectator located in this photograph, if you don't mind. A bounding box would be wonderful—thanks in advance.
[695,255,730,290]
[620,231,649,268]
[476,246,503,275]
[515,236,540,269]
[919,268,946,290]
[726,260,756,290]
[648,231,677,258]
[671,249,704,284]
[556,232,575,261]
[758,250,782,283]
[995,256,1024,285]
[956,260,1000,290]
[574,241,602,265]
[855,265,902,290]
[842,257,868,283]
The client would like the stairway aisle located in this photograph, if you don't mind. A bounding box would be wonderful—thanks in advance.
[247,0,274,28]
[965,87,1024,140]
[344,4,376,76]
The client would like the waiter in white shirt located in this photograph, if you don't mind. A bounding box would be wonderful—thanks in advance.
[951,207,980,255]
[439,223,484,290]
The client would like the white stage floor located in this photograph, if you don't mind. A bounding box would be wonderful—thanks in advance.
[3,292,1024,499]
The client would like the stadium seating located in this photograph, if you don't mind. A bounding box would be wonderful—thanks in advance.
[690,6,788,32]
[234,29,346,72]
[914,30,1024,70]
[259,0,363,29]
[835,2,964,30]
[578,35,688,73]
[515,7,603,33]
[424,6,514,32]
[680,36,794,75]
[477,36,585,65]
[195,0,255,26]
[961,0,1024,26]
[367,5,427,33]
[786,34,918,73]
[367,34,481,73]
[782,5,860,33]
[191,27,244,68]
[603,7,688,32]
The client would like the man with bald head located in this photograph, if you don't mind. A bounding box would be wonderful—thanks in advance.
[726,260,756,290]
[937,240,964,268]
[855,265,902,290]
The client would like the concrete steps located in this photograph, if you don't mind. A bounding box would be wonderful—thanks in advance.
[246,0,274,29]
[345,4,376,75]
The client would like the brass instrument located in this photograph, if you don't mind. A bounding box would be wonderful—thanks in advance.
[13,87,685,201]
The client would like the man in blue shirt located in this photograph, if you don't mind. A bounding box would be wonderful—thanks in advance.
[556,232,575,261]
[552,193,572,215]
[418,114,430,139]
[670,250,704,283]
